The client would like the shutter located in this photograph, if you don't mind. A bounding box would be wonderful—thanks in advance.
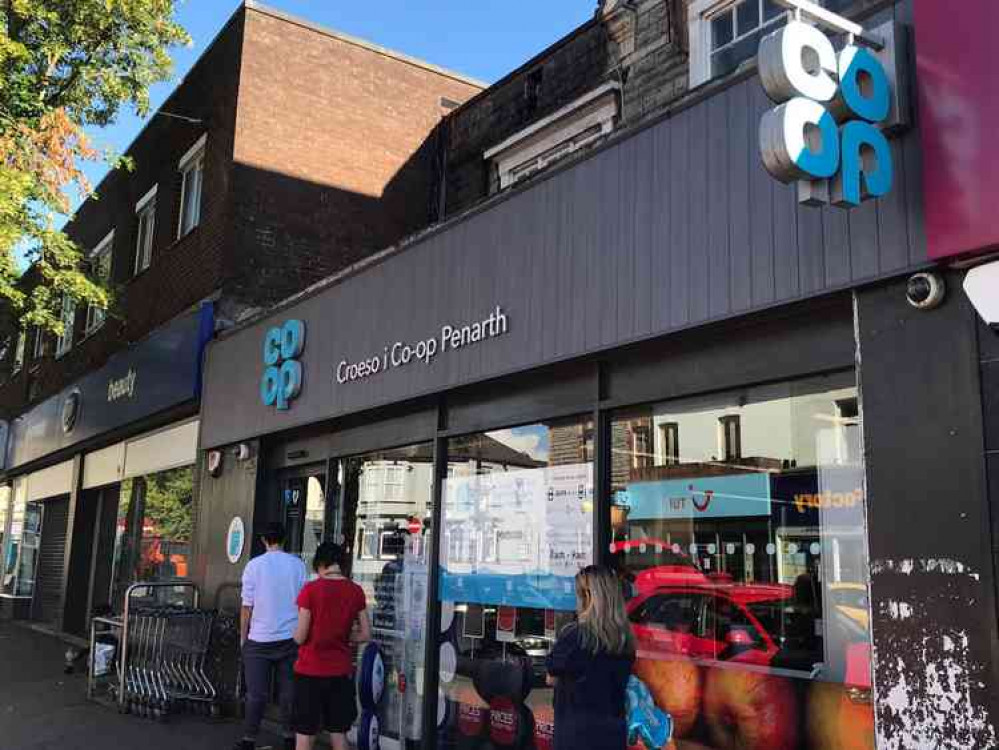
[34,498,69,627]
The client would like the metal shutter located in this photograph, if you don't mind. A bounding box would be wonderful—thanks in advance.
[34,498,69,627]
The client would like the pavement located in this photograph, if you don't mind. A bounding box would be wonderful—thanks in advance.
[0,620,283,750]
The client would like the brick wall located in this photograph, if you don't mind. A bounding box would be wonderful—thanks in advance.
[224,6,482,312]
[443,0,687,218]
[0,11,245,419]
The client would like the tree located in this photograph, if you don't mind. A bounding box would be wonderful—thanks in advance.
[0,0,189,336]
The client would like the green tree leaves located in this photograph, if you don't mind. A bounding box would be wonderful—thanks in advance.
[0,0,189,336]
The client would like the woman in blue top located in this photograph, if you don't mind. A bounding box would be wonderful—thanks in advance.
[546,565,636,750]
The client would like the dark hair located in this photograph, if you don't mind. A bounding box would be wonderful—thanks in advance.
[313,542,345,572]
[261,522,286,546]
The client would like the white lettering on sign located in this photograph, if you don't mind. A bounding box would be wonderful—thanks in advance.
[336,306,509,385]
[107,369,137,403]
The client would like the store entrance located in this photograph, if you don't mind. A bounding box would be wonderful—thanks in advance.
[276,464,331,567]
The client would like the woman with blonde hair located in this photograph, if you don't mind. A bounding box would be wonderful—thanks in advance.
[546,565,636,750]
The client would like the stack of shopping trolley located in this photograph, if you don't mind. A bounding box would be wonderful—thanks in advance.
[114,605,220,719]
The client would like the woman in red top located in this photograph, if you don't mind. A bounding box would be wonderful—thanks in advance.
[292,542,371,750]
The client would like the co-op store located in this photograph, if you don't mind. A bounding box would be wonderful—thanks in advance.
[192,4,999,749]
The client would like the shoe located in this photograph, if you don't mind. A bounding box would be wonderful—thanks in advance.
[232,740,254,750]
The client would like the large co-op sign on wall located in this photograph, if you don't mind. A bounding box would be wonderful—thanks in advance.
[758,0,908,207]
[260,306,510,411]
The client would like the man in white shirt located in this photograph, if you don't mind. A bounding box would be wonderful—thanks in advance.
[235,522,307,750]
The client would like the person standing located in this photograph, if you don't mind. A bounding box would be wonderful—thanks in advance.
[236,522,308,750]
[546,565,636,750]
[291,542,371,750]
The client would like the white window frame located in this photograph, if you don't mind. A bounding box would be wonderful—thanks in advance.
[688,0,790,88]
[484,82,621,191]
[134,184,157,275]
[12,331,25,374]
[54,295,75,358]
[177,134,207,239]
[85,230,114,336]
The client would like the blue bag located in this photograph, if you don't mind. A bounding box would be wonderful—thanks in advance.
[625,674,673,750]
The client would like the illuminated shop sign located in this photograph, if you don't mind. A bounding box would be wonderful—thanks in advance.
[261,319,306,411]
[336,305,509,385]
[757,0,904,207]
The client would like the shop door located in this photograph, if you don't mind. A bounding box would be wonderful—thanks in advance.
[278,465,330,566]
[33,497,69,627]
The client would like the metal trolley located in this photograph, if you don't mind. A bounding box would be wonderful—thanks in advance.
[88,581,223,719]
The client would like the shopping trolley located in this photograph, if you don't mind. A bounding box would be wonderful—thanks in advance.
[106,581,222,719]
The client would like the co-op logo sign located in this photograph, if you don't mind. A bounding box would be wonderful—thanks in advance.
[758,1,896,207]
[261,319,305,411]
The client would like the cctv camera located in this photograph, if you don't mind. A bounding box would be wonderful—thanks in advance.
[906,273,945,310]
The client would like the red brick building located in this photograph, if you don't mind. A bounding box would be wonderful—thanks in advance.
[0,2,480,629]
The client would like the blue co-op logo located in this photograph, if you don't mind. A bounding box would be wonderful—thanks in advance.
[758,18,893,207]
[261,319,305,410]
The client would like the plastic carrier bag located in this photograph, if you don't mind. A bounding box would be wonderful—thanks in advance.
[625,674,673,750]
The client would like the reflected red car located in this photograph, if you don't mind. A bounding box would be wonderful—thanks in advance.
[626,567,794,667]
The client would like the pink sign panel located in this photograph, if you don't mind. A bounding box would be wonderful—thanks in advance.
[916,0,999,261]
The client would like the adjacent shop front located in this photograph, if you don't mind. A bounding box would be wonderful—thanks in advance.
[0,306,212,634]
[194,3,999,748]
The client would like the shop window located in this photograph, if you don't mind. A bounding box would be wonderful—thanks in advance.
[85,231,113,336]
[110,466,193,609]
[719,414,742,461]
[485,82,620,192]
[1,483,39,598]
[688,0,856,87]
[610,372,873,750]
[337,443,434,747]
[178,135,206,238]
[134,185,157,275]
[438,417,594,750]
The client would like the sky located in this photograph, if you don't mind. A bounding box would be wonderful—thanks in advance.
[77,0,597,202]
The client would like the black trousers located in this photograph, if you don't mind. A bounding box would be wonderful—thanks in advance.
[242,638,297,740]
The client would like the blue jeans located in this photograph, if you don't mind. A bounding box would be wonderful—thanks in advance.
[242,638,297,740]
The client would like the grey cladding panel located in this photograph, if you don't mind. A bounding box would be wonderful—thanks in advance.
[200,66,929,450]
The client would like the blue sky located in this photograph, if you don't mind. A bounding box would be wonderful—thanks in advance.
[78,0,595,204]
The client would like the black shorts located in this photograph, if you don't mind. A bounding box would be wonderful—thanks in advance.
[292,673,358,735]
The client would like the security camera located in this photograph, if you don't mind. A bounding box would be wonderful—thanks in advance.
[906,272,945,310]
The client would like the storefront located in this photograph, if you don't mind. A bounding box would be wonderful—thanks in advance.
[193,3,999,748]
[0,306,212,633]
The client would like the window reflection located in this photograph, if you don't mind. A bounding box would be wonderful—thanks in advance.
[438,418,593,750]
[110,467,193,609]
[611,373,873,750]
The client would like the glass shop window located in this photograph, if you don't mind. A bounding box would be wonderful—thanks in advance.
[1,485,40,598]
[110,466,194,609]
[339,444,434,750]
[610,372,873,750]
[437,417,594,750]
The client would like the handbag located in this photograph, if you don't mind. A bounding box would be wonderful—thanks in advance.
[625,674,674,750]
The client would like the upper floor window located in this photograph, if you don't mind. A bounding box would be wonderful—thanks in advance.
[484,82,620,193]
[134,184,157,275]
[719,414,742,462]
[178,135,206,238]
[55,296,75,358]
[688,0,855,87]
[86,230,114,336]
[32,326,47,361]
[12,331,25,374]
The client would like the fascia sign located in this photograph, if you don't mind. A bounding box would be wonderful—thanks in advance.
[261,319,305,411]
[758,2,908,207]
